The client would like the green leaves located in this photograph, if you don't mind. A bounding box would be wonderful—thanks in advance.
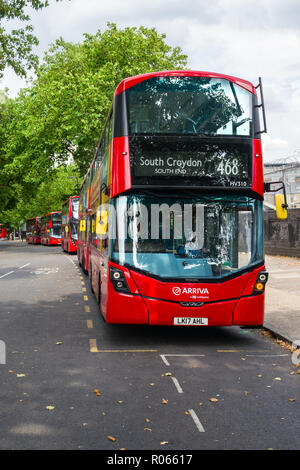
[0,0,66,78]
[0,22,188,227]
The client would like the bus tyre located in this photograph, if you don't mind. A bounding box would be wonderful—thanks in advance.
[240,325,263,329]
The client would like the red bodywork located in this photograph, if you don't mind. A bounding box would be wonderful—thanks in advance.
[88,258,265,326]
[40,212,62,245]
[77,166,92,273]
[0,226,7,239]
[85,71,266,326]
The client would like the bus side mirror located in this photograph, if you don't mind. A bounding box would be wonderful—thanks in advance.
[264,181,288,220]
[275,194,288,220]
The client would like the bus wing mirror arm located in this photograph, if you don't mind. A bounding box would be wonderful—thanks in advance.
[254,77,267,135]
[264,181,288,206]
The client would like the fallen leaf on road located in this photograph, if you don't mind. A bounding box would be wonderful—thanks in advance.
[144,428,152,431]
[107,435,116,442]
[149,383,155,386]
[145,418,151,423]
[93,389,102,396]
[161,398,168,405]
[117,401,124,404]
[289,398,295,402]
[274,377,282,381]
[165,372,172,376]
[16,374,26,378]
[46,406,55,410]
[185,411,190,415]
[257,374,263,378]
[8,370,14,374]
[209,398,219,403]
[160,441,168,445]
[56,342,63,345]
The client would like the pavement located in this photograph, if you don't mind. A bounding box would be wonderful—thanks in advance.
[264,254,300,345]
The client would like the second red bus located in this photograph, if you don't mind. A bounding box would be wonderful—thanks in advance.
[41,212,62,245]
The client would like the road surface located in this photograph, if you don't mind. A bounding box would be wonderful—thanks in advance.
[0,240,299,450]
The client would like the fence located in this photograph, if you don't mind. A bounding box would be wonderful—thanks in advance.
[264,208,300,257]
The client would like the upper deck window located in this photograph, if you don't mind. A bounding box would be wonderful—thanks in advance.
[127,76,252,137]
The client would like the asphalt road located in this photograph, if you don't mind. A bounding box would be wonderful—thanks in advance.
[0,240,299,451]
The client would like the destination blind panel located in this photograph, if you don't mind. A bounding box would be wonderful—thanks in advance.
[130,136,252,188]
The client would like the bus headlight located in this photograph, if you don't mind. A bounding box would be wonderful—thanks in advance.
[253,271,268,294]
[109,267,130,294]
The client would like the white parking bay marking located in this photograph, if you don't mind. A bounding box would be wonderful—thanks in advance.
[171,376,184,394]
[188,409,205,433]
[160,354,206,366]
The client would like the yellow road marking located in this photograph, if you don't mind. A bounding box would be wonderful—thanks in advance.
[89,339,99,352]
[85,306,91,313]
[98,349,158,353]
[82,287,87,292]
[89,338,157,353]
[217,350,239,353]
[83,295,88,301]
[87,320,93,329]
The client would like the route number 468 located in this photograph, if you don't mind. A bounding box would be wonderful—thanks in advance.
[217,159,239,176]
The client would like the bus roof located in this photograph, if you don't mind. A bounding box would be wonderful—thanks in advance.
[115,70,256,96]
[41,211,61,218]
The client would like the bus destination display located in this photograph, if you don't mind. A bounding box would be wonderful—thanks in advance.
[131,139,251,187]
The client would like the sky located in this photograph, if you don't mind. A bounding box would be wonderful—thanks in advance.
[1,0,300,163]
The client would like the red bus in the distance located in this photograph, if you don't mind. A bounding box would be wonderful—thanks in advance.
[25,217,41,244]
[62,196,79,253]
[40,212,62,245]
[0,225,8,239]
[80,70,272,326]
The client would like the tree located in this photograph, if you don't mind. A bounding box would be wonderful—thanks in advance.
[1,164,80,228]
[0,23,188,226]
[0,0,65,78]
[11,23,188,173]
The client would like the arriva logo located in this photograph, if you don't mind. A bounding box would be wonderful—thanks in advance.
[172,286,209,296]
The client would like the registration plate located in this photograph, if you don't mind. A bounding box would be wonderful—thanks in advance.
[174,317,208,326]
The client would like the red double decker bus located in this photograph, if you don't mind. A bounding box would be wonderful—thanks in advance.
[25,217,41,244]
[80,70,270,326]
[62,196,79,253]
[41,212,62,245]
[78,167,92,273]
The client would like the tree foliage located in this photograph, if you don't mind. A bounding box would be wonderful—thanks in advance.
[0,0,64,78]
[0,23,188,227]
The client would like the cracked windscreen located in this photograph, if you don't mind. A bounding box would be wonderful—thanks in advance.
[111,193,263,279]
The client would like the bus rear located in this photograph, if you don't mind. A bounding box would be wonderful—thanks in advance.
[86,71,268,326]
